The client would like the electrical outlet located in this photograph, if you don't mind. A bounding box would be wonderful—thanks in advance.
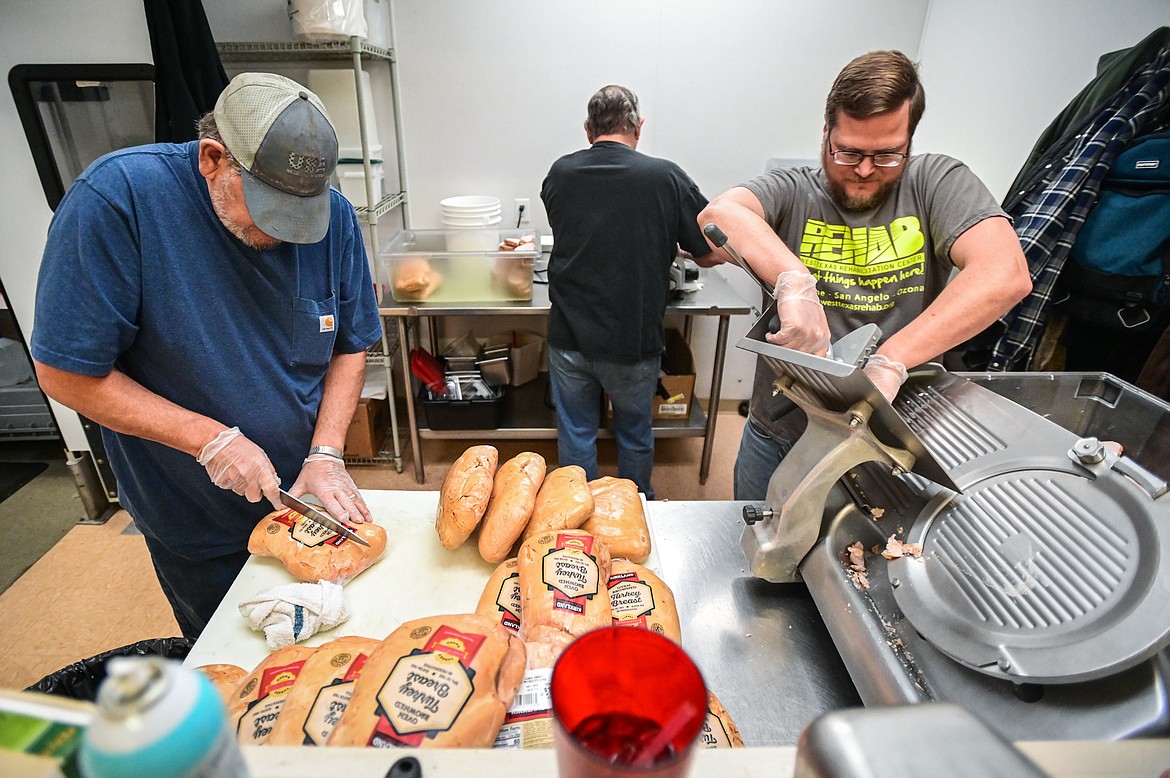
[514,198,531,224]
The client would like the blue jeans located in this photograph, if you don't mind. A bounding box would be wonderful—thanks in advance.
[733,419,795,501]
[547,346,660,499]
[142,533,251,640]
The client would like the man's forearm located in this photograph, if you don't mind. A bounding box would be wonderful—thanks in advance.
[698,189,809,287]
[33,361,226,457]
[312,350,368,452]
[878,217,1031,369]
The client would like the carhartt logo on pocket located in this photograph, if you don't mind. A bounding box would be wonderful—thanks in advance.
[319,314,335,332]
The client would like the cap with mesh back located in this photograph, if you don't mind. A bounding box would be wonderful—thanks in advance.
[213,72,339,244]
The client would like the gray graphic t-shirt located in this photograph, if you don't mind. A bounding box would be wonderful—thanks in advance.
[742,153,1006,440]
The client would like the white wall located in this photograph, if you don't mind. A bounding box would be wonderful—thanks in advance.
[915,0,1170,200]
[2,0,1167,453]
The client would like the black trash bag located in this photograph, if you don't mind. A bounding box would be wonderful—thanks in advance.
[26,637,194,701]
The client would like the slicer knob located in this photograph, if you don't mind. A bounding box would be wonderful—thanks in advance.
[1072,437,1106,464]
[743,505,772,525]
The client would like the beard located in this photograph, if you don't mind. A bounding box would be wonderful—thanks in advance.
[209,171,281,251]
[826,173,899,213]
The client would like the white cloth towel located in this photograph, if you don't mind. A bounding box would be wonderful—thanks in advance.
[238,581,351,649]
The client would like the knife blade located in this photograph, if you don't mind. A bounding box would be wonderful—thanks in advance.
[278,488,371,547]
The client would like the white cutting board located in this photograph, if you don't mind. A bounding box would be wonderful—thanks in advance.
[184,489,662,672]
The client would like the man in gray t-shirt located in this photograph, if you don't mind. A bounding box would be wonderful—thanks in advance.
[697,50,1032,500]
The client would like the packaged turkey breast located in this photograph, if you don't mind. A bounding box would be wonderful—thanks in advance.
[522,466,594,542]
[607,559,682,643]
[581,476,651,563]
[226,644,319,746]
[476,558,522,634]
[478,452,545,563]
[327,613,526,749]
[194,663,248,705]
[265,635,380,746]
[518,528,612,664]
[700,691,746,748]
[436,445,499,550]
[248,507,387,584]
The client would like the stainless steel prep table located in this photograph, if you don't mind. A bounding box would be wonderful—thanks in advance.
[649,499,861,745]
[183,490,1170,773]
[379,268,753,483]
[185,491,855,746]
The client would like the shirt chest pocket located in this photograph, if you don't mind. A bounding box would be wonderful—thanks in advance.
[290,294,338,367]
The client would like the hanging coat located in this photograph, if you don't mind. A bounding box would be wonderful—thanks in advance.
[144,0,229,143]
[965,27,1170,371]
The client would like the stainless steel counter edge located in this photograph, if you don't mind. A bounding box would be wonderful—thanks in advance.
[237,740,1170,776]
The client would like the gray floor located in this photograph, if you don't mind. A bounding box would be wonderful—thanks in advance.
[0,439,85,594]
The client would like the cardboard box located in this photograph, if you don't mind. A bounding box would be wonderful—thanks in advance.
[606,328,697,419]
[344,397,389,458]
[510,330,545,386]
[653,328,696,418]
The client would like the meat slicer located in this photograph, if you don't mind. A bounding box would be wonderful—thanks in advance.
[738,306,1170,741]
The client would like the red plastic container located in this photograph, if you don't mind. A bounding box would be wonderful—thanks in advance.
[550,627,707,778]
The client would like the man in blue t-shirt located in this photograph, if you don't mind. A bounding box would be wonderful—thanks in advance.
[540,85,712,499]
[31,73,383,639]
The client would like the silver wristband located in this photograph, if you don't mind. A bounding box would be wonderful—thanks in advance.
[307,445,345,460]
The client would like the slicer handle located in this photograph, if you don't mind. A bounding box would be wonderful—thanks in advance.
[703,223,729,248]
[705,222,779,332]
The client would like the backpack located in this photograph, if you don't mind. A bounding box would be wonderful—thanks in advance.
[1057,131,1170,332]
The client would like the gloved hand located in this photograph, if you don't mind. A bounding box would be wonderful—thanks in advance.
[765,270,831,356]
[863,354,909,403]
[197,427,280,509]
[289,453,372,525]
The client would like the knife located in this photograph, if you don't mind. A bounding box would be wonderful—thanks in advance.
[278,488,371,547]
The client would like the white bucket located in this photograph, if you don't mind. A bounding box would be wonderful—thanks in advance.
[337,162,383,208]
[440,195,501,214]
[443,218,502,252]
[441,195,502,251]
[440,210,502,227]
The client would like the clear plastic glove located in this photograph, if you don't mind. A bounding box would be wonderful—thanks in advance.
[289,454,372,525]
[765,270,831,356]
[197,427,280,509]
[863,354,909,403]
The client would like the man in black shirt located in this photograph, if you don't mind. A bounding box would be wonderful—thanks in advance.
[540,85,712,498]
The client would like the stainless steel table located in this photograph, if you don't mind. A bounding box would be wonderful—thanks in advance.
[649,499,861,746]
[380,269,753,483]
[187,492,858,745]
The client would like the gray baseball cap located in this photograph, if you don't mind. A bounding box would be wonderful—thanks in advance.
[214,72,339,244]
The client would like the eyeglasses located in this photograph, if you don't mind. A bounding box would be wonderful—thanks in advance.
[827,131,909,167]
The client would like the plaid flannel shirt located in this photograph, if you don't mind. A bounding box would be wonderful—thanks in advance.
[983,45,1170,370]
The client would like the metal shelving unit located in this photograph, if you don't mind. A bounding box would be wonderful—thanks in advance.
[382,270,754,484]
[217,37,408,471]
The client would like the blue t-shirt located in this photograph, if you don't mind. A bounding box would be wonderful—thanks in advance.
[31,141,382,559]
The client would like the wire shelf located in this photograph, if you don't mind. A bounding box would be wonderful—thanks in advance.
[356,191,406,220]
[215,40,393,63]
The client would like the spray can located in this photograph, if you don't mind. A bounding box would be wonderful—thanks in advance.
[79,656,249,778]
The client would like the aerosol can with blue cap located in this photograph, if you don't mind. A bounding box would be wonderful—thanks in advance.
[79,656,249,778]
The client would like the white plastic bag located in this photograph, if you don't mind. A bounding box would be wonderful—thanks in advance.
[288,0,368,42]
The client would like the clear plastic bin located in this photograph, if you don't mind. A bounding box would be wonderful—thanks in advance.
[379,228,540,304]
